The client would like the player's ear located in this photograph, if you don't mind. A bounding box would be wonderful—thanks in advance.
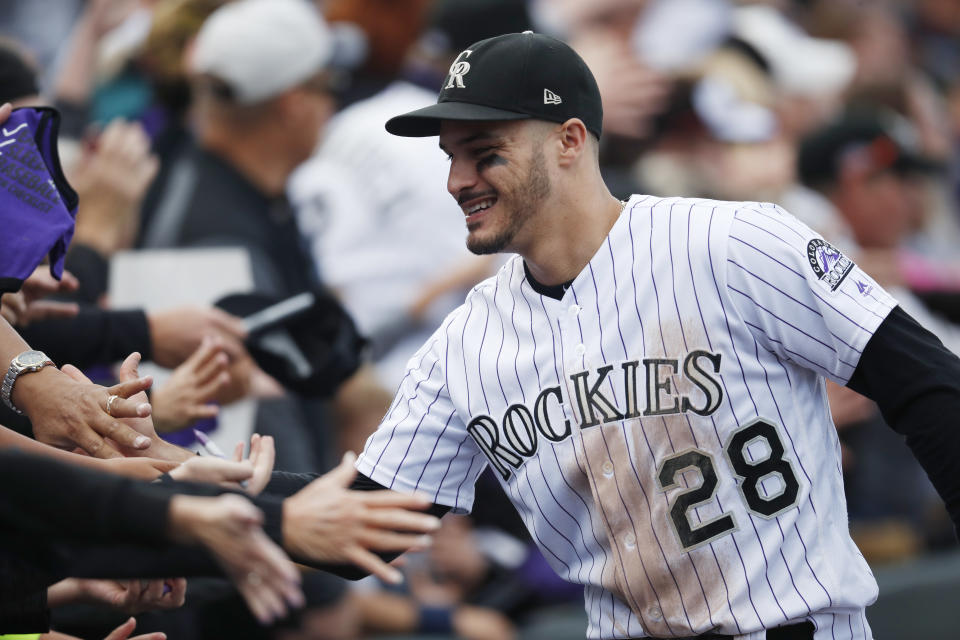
[556,118,588,168]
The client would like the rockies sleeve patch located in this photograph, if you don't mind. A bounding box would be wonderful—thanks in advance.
[806,239,854,292]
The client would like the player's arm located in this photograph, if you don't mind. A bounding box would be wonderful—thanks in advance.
[846,304,960,533]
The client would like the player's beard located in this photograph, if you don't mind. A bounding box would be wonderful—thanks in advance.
[466,144,551,255]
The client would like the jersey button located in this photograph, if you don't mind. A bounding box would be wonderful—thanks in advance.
[574,343,586,356]
[624,533,636,549]
[568,304,581,316]
[648,607,663,621]
[601,461,614,477]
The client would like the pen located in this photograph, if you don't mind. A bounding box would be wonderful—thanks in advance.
[193,429,226,458]
[193,429,249,490]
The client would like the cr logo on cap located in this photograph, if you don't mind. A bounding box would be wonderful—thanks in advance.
[446,49,473,89]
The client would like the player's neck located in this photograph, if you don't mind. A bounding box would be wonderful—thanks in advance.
[521,186,623,287]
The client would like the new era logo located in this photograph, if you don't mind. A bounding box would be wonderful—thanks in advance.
[543,89,562,105]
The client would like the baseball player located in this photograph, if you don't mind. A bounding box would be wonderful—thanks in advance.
[268,33,960,639]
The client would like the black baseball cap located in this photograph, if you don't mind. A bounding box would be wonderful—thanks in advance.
[386,31,602,138]
[215,289,366,397]
[798,112,943,189]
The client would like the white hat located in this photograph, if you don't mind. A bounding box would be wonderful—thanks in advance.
[733,5,856,96]
[190,0,332,104]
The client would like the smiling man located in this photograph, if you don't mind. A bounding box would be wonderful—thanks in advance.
[277,32,960,640]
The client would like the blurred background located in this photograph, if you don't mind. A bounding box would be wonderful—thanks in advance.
[2,0,959,637]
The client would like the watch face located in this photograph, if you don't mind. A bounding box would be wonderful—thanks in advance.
[18,351,48,366]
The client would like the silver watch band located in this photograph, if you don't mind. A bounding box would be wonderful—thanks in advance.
[1,351,54,415]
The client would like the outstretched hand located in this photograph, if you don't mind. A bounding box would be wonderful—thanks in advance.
[62,577,186,614]
[0,266,80,327]
[282,452,441,584]
[169,493,304,624]
[168,434,274,495]
[64,352,194,463]
[20,358,154,459]
[103,617,167,640]
[151,336,231,433]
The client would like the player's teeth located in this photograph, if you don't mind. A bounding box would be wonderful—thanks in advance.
[467,199,495,214]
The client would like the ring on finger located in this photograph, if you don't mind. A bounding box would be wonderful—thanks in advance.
[106,394,120,417]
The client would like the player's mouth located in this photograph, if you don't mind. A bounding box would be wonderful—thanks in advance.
[462,196,498,224]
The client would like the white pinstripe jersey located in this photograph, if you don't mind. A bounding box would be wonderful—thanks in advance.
[357,195,897,639]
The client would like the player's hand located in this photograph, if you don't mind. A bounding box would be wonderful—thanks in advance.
[17,362,154,459]
[168,493,304,624]
[282,452,441,584]
[147,306,248,369]
[151,336,231,432]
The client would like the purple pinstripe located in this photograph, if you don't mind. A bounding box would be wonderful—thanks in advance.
[757,341,835,608]
[557,313,655,636]
[747,337,813,615]
[414,408,457,492]
[372,347,441,469]
[707,208,793,621]
[388,371,444,489]
[731,214,886,326]
[592,242,721,629]
[728,258,864,356]
[727,284,858,371]
[535,289,608,630]
[742,320,838,378]
[689,208,767,627]
[574,273,699,632]
[682,208,744,632]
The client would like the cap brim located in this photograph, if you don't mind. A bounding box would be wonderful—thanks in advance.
[385,101,531,137]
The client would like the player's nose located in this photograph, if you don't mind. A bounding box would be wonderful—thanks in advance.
[446,157,478,197]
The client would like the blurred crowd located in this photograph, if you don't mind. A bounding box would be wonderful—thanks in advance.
[0,0,958,638]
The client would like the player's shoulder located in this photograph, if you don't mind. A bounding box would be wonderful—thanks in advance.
[629,194,804,235]
[434,257,524,325]
[626,194,773,217]
[424,259,520,350]
[462,256,523,304]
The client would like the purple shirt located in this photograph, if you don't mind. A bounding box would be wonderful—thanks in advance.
[0,107,78,294]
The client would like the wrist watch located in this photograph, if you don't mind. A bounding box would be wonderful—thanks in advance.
[1,350,55,415]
